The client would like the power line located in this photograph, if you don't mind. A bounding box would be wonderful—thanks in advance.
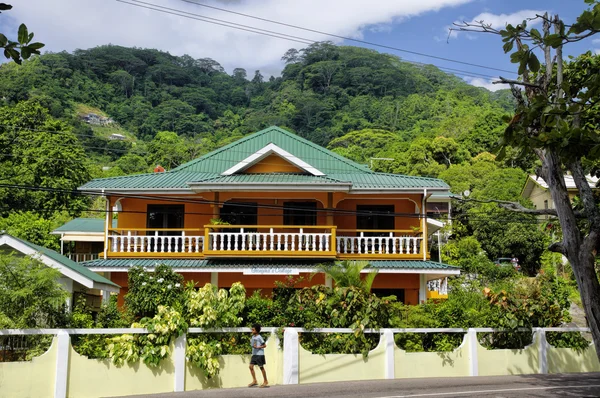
[174,0,517,75]
[117,0,502,80]
[0,183,548,224]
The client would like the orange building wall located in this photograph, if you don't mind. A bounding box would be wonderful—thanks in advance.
[334,197,422,231]
[244,154,304,174]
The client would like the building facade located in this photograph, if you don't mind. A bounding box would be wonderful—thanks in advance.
[79,126,458,305]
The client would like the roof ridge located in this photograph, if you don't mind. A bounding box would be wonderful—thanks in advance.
[173,126,371,174]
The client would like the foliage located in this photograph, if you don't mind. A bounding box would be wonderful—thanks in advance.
[0,211,70,251]
[185,282,246,378]
[0,253,68,328]
[0,4,44,64]
[0,100,91,216]
[108,305,188,367]
[316,260,377,293]
[124,264,184,319]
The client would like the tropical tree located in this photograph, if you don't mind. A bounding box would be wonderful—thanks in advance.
[317,260,378,293]
[0,3,44,64]
[453,0,600,358]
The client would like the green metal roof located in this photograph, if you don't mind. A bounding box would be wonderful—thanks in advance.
[53,218,116,234]
[82,258,458,271]
[328,173,448,189]
[174,126,371,175]
[79,126,449,191]
[1,234,119,287]
[193,173,350,185]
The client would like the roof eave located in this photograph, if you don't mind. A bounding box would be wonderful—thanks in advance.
[187,182,352,192]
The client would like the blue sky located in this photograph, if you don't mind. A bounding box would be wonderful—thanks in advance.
[1,0,598,91]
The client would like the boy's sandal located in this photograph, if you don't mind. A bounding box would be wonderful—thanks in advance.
[260,383,270,388]
[248,382,258,387]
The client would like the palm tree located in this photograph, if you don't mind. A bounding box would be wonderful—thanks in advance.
[317,260,378,293]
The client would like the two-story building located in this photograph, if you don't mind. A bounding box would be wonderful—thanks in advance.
[79,126,459,305]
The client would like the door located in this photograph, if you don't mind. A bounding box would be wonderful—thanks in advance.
[146,204,185,251]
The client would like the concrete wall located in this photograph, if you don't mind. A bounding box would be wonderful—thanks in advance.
[1,328,599,398]
[0,337,57,398]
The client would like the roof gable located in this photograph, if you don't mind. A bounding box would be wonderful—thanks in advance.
[221,142,325,176]
[174,126,371,175]
[0,234,119,291]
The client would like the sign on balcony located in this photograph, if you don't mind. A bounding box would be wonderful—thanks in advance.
[244,268,298,275]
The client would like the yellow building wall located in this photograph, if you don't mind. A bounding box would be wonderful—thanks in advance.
[547,344,600,373]
[185,333,282,391]
[244,154,304,174]
[67,344,175,398]
[297,335,385,383]
[0,337,57,398]
[394,335,470,378]
[476,337,538,376]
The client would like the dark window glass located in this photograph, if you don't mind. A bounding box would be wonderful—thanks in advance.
[283,202,317,226]
[356,205,394,236]
[146,204,184,235]
[220,202,258,228]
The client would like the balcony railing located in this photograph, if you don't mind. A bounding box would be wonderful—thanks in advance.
[108,228,204,257]
[204,225,336,258]
[67,253,99,262]
[336,229,423,259]
[106,227,425,259]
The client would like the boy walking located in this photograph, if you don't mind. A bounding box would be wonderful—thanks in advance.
[248,324,268,388]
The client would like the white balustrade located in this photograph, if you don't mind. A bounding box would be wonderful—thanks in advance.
[108,232,204,254]
[336,233,422,255]
[207,229,332,253]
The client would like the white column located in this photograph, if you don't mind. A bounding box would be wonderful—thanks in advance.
[54,331,70,398]
[467,328,478,377]
[418,274,427,303]
[102,273,112,303]
[283,328,299,385]
[210,272,218,287]
[537,328,548,374]
[383,329,395,379]
[173,334,186,392]
[104,197,110,260]
[325,275,333,288]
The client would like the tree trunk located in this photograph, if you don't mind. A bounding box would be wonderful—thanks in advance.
[542,151,600,356]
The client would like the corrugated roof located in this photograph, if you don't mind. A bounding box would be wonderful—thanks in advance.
[79,126,449,191]
[82,258,458,271]
[2,234,119,287]
[174,126,371,175]
[193,173,349,185]
[329,173,449,189]
[80,171,216,190]
[53,218,116,233]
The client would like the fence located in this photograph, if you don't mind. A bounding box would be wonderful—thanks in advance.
[0,327,598,398]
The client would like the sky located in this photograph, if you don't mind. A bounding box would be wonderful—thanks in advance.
[0,0,598,91]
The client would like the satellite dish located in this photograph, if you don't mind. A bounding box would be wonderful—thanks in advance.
[463,190,471,198]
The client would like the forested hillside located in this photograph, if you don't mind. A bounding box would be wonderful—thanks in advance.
[0,42,554,276]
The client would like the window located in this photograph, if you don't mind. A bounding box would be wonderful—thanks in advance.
[356,205,395,235]
[283,202,317,226]
[146,205,184,234]
[220,202,258,226]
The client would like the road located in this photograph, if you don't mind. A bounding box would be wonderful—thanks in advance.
[116,372,600,397]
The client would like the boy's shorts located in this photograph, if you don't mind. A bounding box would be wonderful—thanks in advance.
[250,355,266,367]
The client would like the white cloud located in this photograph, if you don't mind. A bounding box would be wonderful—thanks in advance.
[464,77,508,92]
[448,9,545,41]
[3,0,474,75]
[595,49,600,55]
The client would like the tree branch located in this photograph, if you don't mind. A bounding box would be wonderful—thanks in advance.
[457,197,588,218]
[494,77,541,88]
[548,241,566,255]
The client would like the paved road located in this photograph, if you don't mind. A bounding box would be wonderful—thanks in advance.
[117,373,600,397]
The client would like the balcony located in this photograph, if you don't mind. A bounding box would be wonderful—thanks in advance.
[67,253,100,262]
[204,225,336,258]
[336,230,424,260]
[108,228,205,258]
[106,226,425,259]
